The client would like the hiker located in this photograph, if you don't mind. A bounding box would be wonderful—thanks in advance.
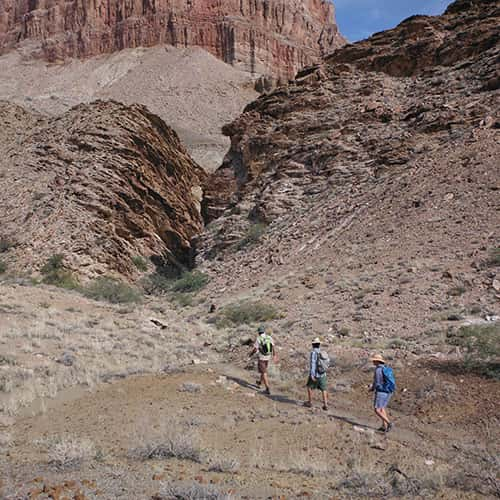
[249,326,277,395]
[305,337,329,411]
[369,354,396,433]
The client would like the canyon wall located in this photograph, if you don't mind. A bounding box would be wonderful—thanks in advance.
[0,0,345,79]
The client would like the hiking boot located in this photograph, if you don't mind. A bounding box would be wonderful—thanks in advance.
[322,404,328,411]
[304,402,312,408]
[377,426,386,432]
[264,388,271,395]
[385,422,393,433]
[255,380,261,387]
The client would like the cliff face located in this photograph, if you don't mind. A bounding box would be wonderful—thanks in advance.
[0,0,345,80]
[0,100,207,279]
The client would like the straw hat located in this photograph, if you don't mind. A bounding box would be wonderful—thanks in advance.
[312,337,321,345]
[371,354,386,364]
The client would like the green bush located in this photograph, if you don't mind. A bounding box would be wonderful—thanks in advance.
[83,277,142,304]
[171,271,210,293]
[217,300,279,328]
[144,270,209,296]
[40,254,79,290]
[0,260,6,274]
[237,223,267,250]
[132,256,149,272]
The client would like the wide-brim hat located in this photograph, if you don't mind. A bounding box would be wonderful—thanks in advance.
[257,326,265,334]
[312,337,321,344]
[371,354,386,364]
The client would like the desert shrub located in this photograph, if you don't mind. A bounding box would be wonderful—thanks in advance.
[144,270,209,296]
[132,255,149,272]
[178,382,202,393]
[217,300,279,328]
[171,271,209,293]
[83,277,142,304]
[237,222,267,250]
[487,247,500,267]
[40,254,79,290]
[447,286,466,297]
[48,436,95,469]
[170,292,194,308]
[0,260,6,274]
[130,433,203,463]
[158,482,234,500]
[208,456,240,473]
[0,237,13,253]
[447,323,500,379]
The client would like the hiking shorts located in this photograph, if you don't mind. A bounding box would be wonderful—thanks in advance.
[374,391,392,409]
[307,375,327,392]
[258,359,269,374]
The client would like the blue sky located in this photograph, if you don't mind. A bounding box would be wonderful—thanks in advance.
[334,0,454,42]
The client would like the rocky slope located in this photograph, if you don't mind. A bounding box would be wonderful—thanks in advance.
[198,0,499,338]
[0,0,345,81]
[0,45,258,171]
[0,100,206,279]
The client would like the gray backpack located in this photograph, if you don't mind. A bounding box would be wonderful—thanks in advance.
[317,351,331,375]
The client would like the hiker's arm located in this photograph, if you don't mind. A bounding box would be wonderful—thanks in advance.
[272,344,278,362]
[310,352,317,380]
[249,347,257,358]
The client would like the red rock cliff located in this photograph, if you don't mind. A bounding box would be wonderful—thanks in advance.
[0,0,345,79]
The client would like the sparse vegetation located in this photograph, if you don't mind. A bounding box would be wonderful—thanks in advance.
[447,323,500,379]
[216,300,280,328]
[47,436,95,469]
[0,237,14,253]
[237,222,267,250]
[130,433,203,463]
[132,255,149,272]
[83,276,142,304]
[158,482,234,500]
[447,285,466,297]
[170,292,194,307]
[0,260,6,274]
[208,456,240,473]
[179,382,202,393]
[171,271,210,293]
[144,270,209,298]
[486,247,500,267]
[40,254,80,290]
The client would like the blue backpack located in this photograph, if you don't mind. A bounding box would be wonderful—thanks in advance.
[381,366,396,393]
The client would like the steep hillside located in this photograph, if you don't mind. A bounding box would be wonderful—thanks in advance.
[0,100,206,279]
[198,0,499,338]
[0,45,258,170]
[0,0,345,81]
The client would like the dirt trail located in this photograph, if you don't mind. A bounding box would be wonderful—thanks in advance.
[3,361,495,498]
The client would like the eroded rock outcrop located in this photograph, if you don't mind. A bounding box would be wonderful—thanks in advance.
[0,0,345,80]
[199,0,499,255]
[0,100,206,279]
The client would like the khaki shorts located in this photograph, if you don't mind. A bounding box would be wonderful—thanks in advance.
[258,359,269,374]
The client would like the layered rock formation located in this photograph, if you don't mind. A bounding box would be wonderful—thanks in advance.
[0,100,206,279]
[0,0,345,80]
[197,0,499,337]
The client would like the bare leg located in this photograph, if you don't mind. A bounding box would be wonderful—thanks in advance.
[307,387,313,405]
[375,408,390,428]
[262,372,270,391]
[322,391,328,409]
[381,408,391,425]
